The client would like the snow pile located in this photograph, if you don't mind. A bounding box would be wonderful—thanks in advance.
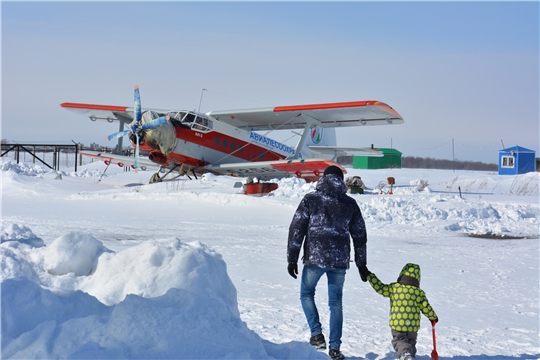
[1,223,45,247]
[78,238,238,306]
[1,160,103,178]
[42,232,111,276]
[437,171,539,196]
[60,167,104,178]
[201,172,219,182]
[0,230,325,359]
[1,160,53,177]
[359,196,539,237]
[270,177,316,198]
[443,202,539,236]
[362,196,449,225]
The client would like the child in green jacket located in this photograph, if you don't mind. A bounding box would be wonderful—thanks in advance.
[359,263,438,360]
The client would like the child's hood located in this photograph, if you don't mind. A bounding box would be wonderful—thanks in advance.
[397,263,421,287]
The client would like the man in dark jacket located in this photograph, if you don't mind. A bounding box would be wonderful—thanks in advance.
[287,165,369,360]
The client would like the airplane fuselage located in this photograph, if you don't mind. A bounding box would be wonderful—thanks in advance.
[138,109,301,170]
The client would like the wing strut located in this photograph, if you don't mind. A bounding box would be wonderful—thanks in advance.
[97,161,111,184]
[116,121,124,153]
[288,113,321,160]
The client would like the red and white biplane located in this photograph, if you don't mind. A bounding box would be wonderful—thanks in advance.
[61,86,404,183]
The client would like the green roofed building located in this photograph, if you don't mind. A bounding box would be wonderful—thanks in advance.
[353,148,402,169]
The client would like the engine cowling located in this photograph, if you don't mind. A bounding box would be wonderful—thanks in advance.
[148,153,168,166]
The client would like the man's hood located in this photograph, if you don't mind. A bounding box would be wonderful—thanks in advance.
[316,174,348,197]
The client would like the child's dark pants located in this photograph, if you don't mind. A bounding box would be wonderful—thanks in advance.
[391,330,418,358]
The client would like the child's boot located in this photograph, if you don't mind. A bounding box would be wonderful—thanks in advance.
[400,352,413,360]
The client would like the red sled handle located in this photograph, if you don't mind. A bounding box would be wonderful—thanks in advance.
[431,321,439,360]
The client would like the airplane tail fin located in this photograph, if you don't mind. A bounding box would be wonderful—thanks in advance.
[308,127,337,147]
[296,126,382,160]
[295,127,337,159]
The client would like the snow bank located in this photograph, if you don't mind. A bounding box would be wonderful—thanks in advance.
[359,196,539,237]
[1,223,45,247]
[1,161,53,177]
[0,228,325,359]
[1,160,102,178]
[434,171,539,196]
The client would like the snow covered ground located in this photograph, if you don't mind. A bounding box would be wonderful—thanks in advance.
[1,157,539,359]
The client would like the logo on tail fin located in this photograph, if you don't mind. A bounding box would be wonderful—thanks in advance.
[311,128,323,144]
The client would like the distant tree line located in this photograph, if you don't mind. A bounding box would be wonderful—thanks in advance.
[402,156,497,171]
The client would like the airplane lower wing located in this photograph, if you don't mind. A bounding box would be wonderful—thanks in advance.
[80,150,157,170]
[205,159,345,182]
[82,150,342,182]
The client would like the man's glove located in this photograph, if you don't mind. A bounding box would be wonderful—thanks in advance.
[287,263,298,279]
[431,318,439,326]
[358,265,371,282]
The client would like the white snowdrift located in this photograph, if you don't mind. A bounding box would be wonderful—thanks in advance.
[1,230,325,359]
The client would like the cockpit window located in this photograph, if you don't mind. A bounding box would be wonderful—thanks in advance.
[168,111,187,121]
[166,111,213,132]
[182,113,196,123]
[192,116,213,132]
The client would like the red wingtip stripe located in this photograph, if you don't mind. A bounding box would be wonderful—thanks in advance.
[60,102,128,112]
[273,100,379,112]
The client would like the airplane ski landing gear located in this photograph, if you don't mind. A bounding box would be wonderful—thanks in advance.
[149,164,199,184]
[149,165,178,183]
[149,171,164,184]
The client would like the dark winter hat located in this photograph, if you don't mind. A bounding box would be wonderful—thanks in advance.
[323,165,344,180]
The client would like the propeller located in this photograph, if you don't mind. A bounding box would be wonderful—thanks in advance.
[141,116,169,130]
[104,130,131,142]
[104,85,169,173]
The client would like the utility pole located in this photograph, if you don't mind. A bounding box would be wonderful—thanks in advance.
[452,138,455,172]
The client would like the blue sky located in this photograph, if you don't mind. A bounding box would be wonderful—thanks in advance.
[2,1,538,164]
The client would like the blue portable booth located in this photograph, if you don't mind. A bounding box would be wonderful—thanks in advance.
[498,146,536,175]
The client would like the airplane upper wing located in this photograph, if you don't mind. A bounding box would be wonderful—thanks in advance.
[206,100,403,131]
[62,100,403,131]
[60,103,169,124]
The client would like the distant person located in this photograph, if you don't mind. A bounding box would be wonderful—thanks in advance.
[345,176,367,194]
[359,263,438,360]
[287,165,369,360]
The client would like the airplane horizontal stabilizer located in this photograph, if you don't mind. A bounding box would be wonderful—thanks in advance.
[308,146,384,157]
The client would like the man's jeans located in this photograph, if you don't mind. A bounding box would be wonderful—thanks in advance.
[300,266,346,350]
